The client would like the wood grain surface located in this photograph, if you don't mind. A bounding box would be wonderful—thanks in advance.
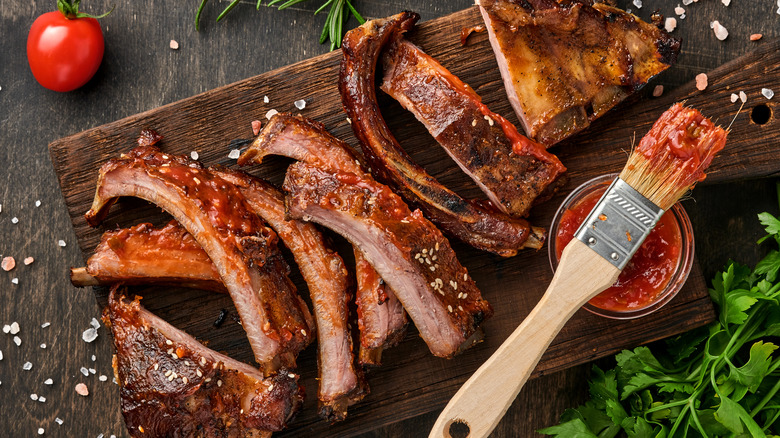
[3,0,780,437]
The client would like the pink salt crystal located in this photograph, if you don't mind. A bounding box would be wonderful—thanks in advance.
[695,73,708,91]
[23,257,34,266]
[169,40,179,50]
[251,120,262,136]
[750,34,763,41]
[1,257,15,271]
[653,85,664,97]
[75,383,89,396]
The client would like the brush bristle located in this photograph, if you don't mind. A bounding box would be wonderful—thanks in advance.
[619,103,727,210]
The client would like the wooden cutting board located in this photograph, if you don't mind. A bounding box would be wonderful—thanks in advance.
[49,6,779,437]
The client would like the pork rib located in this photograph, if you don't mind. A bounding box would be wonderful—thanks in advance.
[212,168,367,422]
[105,288,303,437]
[339,12,544,257]
[240,112,408,363]
[381,38,566,218]
[284,161,492,358]
[85,145,313,372]
[354,248,407,366]
[479,0,681,145]
[71,221,225,293]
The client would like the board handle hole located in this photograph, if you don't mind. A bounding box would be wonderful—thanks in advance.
[448,420,471,438]
[751,104,772,125]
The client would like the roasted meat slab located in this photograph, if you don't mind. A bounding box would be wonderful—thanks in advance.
[240,112,408,364]
[71,221,225,293]
[381,38,566,218]
[105,289,303,437]
[479,0,681,145]
[284,162,493,358]
[85,145,313,372]
[339,12,544,257]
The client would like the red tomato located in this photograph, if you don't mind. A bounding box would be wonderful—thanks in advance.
[27,11,105,92]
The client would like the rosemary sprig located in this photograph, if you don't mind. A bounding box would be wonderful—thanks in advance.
[196,0,365,50]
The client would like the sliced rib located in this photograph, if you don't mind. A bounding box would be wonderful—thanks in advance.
[381,38,566,218]
[339,12,544,257]
[239,112,408,364]
[284,161,493,358]
[71,221,226,293]
[479,0,681,145]
[212,168,367,422]
[354,248,407,367]
[105,288,303,437]
[85,145,313,372]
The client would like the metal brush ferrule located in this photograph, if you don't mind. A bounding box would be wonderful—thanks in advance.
[574,178,664,270]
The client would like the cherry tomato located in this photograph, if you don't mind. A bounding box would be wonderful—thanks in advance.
[27,9,105,92]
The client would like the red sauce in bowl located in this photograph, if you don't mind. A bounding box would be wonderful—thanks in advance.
[555,187,683,312]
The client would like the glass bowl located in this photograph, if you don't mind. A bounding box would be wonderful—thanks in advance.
[548,174,694,320]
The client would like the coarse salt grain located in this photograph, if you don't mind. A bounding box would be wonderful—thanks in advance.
[762,88,774,100]
[294,99,306,110]
[38,396,46,403]
[41,322,50,328]
[92,354,96,361]
[170,39,179,50]
[10,322,19,334]
[80,367,89,376]
[31,393,39,400]
[99,375,108,382]
[35,200,41,207]
[632,0,642,8]
[228,149,241,160]
[190,151,199,160]
[2,325,9,333]
[265,109,278,120]
[13,336,21,346]
[40,343,46,349]
[24,257,34,265]
[11,278,18,285]
[82,327,98,343]
[11,217,18,224]
[0,350,3,360]
[58,240,66,247]
[653,85,664,97]
[23,361,33,370]
[682,0,693,4]
[729,93,737,103]
[75,383,89,396]
[44,378,53,385]
[55,418,63,425]
[251,120,262,136]
[91,318,100,329]
[38,428,44,435]
[263,95,269,104]
[721,0,730,5]
[2,257,15,271]
[665,17,677,32]
[711,21,728,41]
[695,73,708,91]
[751,34,763,41]
[740,91,747,103]
[89,368,96,374]
[675,6,685,15]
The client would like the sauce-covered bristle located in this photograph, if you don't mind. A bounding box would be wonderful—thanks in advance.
[619,103,727,210]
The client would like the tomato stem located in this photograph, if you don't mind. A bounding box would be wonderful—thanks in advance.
[57,0,113,20]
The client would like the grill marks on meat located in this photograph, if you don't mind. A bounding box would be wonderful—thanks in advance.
[479,0,681,145]
[240,112,408,363]
[284,162,493,358]
[212,168,367,422]
[381,38,566,218]
[85,146,313,372]
[71,221,226,293]
[105,289,303,437]
[339,12,544,257]
[354,248,407,367]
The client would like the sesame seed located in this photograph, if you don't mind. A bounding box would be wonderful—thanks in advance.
[464,273,468,281]
[196,369,202,377]
[217,379,223,387]
[205,378,212,383]
[430,266,435,271]
[268,384,274,391]
[288,373,295,378]
[166,339,173,345]
[182,377,188,384]
[435,242,439,251]
[200,357,207,366]
[167,374,175,381]
[430,281,436,287]
[447,305,453,313]
[301,329,307,336]
[422,248,427,254]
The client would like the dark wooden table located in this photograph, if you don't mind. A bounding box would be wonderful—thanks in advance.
[2,1,778,436]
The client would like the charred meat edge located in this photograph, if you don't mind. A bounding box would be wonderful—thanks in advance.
[240,112,408,362]
[85,145,313,372]
[339,12,544,257]
[284,161,493,358]
[71,221,226,293]
[381,38,566,218]
[354,248,408,367]
[212,167,367,422]
[105,288,303,437]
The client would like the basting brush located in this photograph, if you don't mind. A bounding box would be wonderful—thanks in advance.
[429,103,728,438]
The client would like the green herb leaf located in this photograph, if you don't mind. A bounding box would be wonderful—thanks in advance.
[538,418,600,437]
[729,341,778,392]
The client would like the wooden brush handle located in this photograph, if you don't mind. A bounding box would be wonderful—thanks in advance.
[429,239,621,438]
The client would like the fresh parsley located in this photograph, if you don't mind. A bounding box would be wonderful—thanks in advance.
[196,0,365,50]
[540,207,780,437]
